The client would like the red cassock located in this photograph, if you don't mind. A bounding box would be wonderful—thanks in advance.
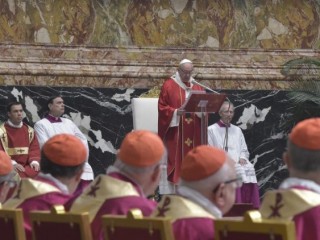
[3,176,71,240]
[0,123,40,178]
[158,78,204,183]
[294,206,320,240]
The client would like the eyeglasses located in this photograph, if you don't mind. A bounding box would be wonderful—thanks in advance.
[221,110,234,114]
[224,176,243,188]
[179,68,193,75]
[212,176,243,193]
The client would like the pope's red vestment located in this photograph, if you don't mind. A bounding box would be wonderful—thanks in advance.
[158,78,204,183]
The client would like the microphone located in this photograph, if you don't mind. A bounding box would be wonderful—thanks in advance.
[191,79,221,95]
[191,79,231,104]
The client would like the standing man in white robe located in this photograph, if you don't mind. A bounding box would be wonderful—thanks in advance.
[34,96,94,180]
[208,101,260,208]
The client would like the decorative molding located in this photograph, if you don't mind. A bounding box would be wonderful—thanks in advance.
[0,44,319,89]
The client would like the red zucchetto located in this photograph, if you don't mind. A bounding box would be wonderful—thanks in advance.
[289,118,320,150]
[181,145,226,181]
[118,130,165,167]
[43,134,87,166]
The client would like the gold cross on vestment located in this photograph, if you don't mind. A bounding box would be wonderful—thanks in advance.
[156,196,171,217]
[87,176,101,198]
[268,192,284,218]
[185,118,193,124]
[185,138,193,147]
[16,149,25,154]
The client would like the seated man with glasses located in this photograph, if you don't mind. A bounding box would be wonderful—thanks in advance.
[152,145,239,240]
[208,100,260,209]
[68,130,166,240]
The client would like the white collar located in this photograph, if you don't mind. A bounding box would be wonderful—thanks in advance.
[7,120,23,128]
[177,185,222,218]
[106,166,146,197]
[38,173,69,194]
[280,177,320,194]
[171,71,194,91]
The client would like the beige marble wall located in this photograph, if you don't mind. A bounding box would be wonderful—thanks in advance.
[0,0,320,89]
[0,44,318,90]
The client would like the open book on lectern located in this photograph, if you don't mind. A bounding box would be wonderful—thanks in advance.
[180,90,227,113]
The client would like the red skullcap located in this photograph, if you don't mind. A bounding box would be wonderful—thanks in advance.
[181,145,226,181]
[118,130,165,167]
[290,118,320,150]
[43,134,87,166]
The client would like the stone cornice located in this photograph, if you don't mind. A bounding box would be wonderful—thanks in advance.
[0,44,319,89]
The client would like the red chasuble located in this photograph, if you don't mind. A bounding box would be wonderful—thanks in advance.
[260,186,320,240]
[68,173,157,240]
[152,195,216,240]
[158,78,204,183]
[0,123,40,178]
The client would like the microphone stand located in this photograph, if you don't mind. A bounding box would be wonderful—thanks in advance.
[191,79,220,94]
[191,79,231,103]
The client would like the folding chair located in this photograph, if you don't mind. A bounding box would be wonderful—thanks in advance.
[0,208,26,240]
[102,209,174,240]
[29,205,92,240]
[215,210,296,240]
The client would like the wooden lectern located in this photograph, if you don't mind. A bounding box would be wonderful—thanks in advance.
[179,91,226,144]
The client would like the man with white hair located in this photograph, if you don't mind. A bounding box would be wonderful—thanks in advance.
[260,118,320,240]
[158,59,204,190]
[153,145,239,240]
[3,134,87,240]
[208,100,260,208]
[68,130,166,240]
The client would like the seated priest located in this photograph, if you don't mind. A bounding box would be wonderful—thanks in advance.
[208,100,260,208]
[260,118,320,240]
[67,130,166,240]
[152,145,239,240]
[2,134,86,240]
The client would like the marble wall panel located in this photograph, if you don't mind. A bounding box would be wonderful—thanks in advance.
[0,0,320,49]
[0,86,290,198]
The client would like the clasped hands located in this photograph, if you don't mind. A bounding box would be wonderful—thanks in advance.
[13,161,40,172]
